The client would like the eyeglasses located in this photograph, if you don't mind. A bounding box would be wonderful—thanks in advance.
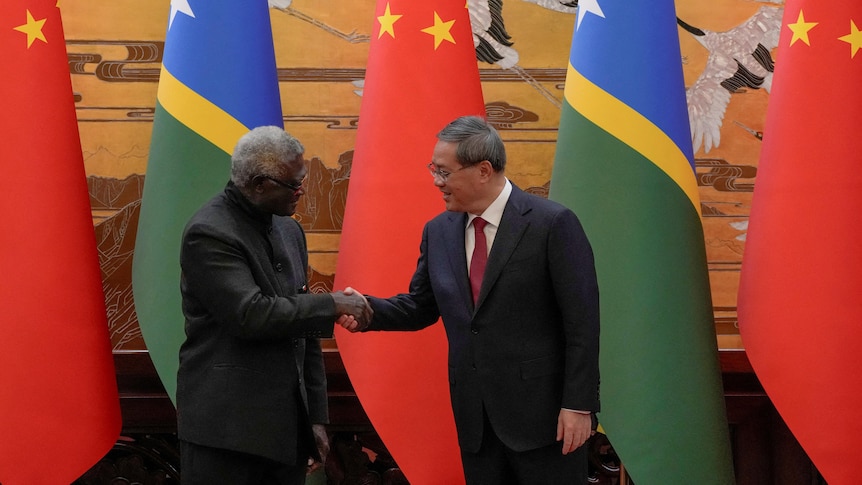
[264,175,305,194]
[427,162,469,182]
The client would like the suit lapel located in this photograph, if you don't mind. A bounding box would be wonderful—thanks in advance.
[475,187,530,309]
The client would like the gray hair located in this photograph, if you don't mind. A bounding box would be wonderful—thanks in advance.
[436,116,506,171]
[230,126,304,187]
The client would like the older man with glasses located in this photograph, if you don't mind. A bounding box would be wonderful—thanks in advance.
[340,116,600,485]
[176,125,372,485]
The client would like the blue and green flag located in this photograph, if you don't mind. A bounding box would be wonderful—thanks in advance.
[549,1,734,483]
[133,0,283,402]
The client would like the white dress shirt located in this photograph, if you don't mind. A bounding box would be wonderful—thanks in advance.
[465,179,512,273]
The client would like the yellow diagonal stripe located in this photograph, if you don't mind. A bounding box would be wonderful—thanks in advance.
[156,66,249,154]
[564,64,701,216]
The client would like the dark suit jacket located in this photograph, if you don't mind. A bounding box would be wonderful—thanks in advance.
[367,184,600,453]
[177,182,335,465]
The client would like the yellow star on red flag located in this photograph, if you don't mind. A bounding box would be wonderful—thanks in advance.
[421,11,456,49]
[788,10,818,46]
[838,20,862,58]
[13,9,47,48]
[377,3,402,39]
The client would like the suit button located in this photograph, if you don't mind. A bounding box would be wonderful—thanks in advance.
[275,263,283,272]
[471,328,479,334]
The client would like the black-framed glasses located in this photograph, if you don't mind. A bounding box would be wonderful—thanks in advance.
[264,175,304,194]
[427,162,469,182]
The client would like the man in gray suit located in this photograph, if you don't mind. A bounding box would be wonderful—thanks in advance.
[341,116,600,484]
[177,126,372,485]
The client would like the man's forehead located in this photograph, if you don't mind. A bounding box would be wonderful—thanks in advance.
[431,142,458,166]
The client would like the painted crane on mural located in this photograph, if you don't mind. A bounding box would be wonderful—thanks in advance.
[679,4,784,153]
[468,0,579,108]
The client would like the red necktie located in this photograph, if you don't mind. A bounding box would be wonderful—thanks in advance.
[470,217,488,305]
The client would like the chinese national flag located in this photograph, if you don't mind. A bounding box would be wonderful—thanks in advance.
[0,1,121,483]
[333,0,485,482]
[738,0,862,483]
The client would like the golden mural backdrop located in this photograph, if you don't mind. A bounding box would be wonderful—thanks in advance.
[62,0,783,351]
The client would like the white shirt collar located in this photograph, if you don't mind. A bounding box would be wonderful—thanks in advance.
[467,178,511,229]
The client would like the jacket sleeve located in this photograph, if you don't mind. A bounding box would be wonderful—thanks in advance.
[181,222,335,341]
[548,209,601,412]
[366,224,441,331]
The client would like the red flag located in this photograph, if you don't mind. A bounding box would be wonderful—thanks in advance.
[333,0,485,482]
[0,1,121,483]
[738,1,862,483]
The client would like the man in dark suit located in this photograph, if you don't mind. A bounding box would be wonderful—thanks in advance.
[340,116,600,484]
[177,126,372,485]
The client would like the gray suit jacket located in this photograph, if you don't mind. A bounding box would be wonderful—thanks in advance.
[368,185,600,453]
[177,182,335,464]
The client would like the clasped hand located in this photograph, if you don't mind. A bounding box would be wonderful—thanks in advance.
[331,286,373,329]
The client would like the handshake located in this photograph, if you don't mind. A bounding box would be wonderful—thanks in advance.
[330,287,372,332]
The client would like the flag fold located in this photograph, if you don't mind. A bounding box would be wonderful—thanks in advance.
[738,1,862,483]
[1,1,121,482]
[133,0,284,402]
[333,0,485,482]
[549,1,735,483]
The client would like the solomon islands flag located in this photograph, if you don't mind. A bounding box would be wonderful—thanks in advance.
[133,0,283,402]
[548,1,735,483]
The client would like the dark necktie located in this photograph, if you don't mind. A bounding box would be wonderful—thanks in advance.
[470,217,488,305]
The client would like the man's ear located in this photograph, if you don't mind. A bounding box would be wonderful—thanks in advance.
[478,160,494,179]
[250,175,268,193]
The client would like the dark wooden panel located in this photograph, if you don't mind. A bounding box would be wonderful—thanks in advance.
[113,351,176,434]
